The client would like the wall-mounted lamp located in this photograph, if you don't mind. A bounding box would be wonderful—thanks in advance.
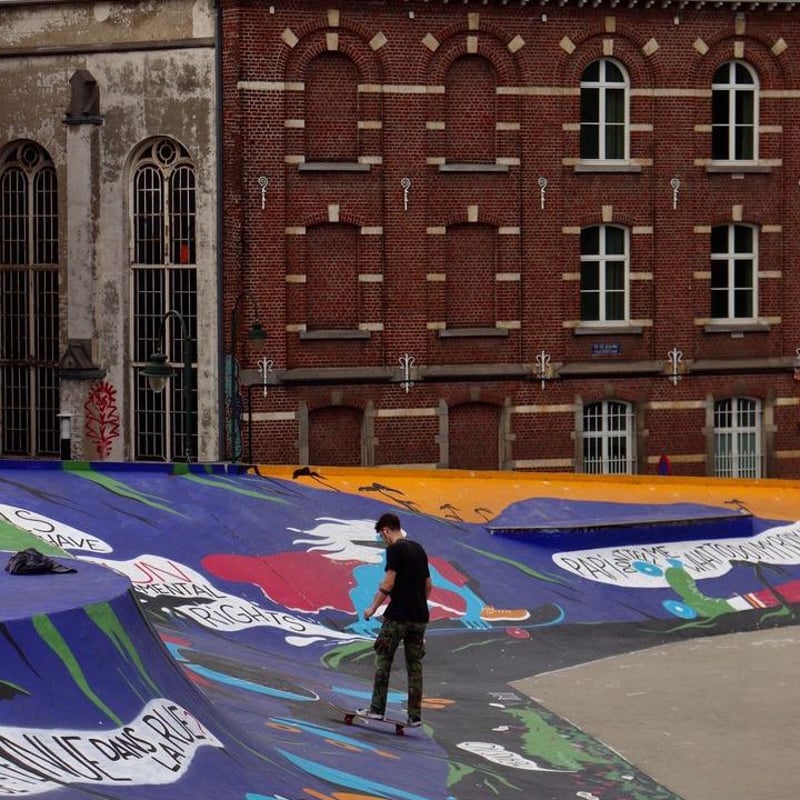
[142,309,195,462]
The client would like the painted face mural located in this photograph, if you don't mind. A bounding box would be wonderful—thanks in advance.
[1,464,798,799]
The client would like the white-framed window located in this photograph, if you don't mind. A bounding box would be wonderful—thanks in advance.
[580,225,629,323]
[712,61,758,162]
[130,138,197,462]
[0,140,59,457]
[580,59,629,161]
[713,397,762,478]
[582,400,635,474]
[710,224,757,320]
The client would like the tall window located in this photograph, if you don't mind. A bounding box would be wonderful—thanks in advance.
[710,224,757,320]
[712,61,757,161]
[580,225,628,323]
[583,400,635,474]
[580,59,628,161]
[131,138,197,461]
[714,397,762,478]
[0,141,59,457]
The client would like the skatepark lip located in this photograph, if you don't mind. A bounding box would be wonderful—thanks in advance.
[0,555,122,621]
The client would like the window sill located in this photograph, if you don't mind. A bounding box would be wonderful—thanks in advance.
[704,320,771,334]
[438,327,509,339]
[299,329,371,340]
[706,162,771,174]
[574,324,643,335]
[438,163,509,174]
[297,162,370,173]
[574,162,642,174]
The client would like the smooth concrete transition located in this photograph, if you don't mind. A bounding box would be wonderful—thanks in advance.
[514,627,800,800]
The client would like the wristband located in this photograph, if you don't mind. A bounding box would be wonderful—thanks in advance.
[378,587,390,596]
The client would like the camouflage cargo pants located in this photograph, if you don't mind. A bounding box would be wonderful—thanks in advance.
[369,619,426,717]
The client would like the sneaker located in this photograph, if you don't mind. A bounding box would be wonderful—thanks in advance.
[406,714,422,727]
[356,707,383,720]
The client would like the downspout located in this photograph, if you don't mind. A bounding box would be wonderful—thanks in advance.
[214,0,226,463]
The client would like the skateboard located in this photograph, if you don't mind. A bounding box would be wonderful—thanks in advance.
[329,702,413,736]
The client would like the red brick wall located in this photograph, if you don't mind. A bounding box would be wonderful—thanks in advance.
[222,0,800,476]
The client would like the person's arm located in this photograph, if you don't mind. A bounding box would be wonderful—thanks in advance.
[425,576,432,599]
[364,569,396,620]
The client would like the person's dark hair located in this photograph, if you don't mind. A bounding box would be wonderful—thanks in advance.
[375,512,401,533]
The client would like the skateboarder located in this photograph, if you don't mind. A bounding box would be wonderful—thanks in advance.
[359,512,431,727]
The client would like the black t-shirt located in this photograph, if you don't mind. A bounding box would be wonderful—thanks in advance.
[384,538,430,624]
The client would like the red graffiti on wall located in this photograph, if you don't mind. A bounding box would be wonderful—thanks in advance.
[84,381,121,459]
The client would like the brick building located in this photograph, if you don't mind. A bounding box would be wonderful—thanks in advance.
[220,0,800,476]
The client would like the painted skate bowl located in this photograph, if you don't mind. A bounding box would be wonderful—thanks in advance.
[2,462,800,800]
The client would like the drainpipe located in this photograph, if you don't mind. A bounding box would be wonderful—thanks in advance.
[214,0,226,463]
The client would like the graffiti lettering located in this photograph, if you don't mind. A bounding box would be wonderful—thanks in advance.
[457,741,574,773]
[83,555,360,643]
[553,521,800,586]
[137,582,226,600]
[128,559,195,586]
[0,699,221,797]
[0,505,111,554]
[180,601,308,632]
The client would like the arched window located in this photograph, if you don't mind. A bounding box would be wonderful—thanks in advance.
[130,138,197,461]
[583,400,635,474]
[580,59,628,161]
[710,224,757,320]
[713,397,762,478]
[0,141,59,457]
[712,61,758,162]
[580,225,629,323]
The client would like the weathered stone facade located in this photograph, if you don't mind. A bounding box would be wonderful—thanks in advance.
[0,0,219,461]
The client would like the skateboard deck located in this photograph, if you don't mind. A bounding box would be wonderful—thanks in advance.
[329,702,413,736]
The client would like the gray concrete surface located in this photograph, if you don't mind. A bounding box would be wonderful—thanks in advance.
[512,627,800,800]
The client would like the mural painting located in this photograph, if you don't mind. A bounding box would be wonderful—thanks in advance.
[1,463,799,799]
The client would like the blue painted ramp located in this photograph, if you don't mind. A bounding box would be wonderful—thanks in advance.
[1,463,800,799]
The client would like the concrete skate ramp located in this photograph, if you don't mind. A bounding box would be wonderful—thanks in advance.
[1,463,800,800]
